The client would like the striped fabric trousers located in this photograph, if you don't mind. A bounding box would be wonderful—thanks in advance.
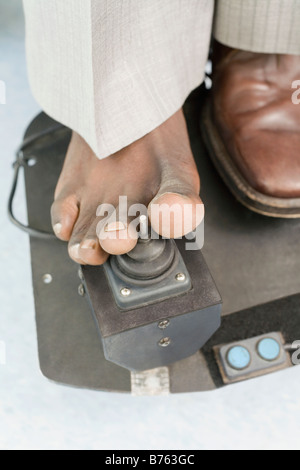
[215,0,300,55]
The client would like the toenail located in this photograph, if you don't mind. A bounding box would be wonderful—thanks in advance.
[81,239,97,250]
[150,192,191,204]
[69,243,80,259]
[104,221,127,232]
[53,223,62,235]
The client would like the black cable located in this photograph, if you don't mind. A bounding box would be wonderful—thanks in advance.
[7,123,64,240]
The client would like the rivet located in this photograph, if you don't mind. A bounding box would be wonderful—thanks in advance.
[158,320,170,329]
[78,284,85,296]
[121,287,131,297]
[27,157,37,167]
[42,274,52,284]
[158,337,171,347]
[175,273,186,282]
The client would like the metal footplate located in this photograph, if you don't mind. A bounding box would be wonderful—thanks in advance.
[14,91,300,393]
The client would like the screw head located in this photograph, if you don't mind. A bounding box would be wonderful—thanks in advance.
[27,157,37,167]
[158,320,170,329]
[175,273,186,282]
[158,337,171,347]
[121,287,131,297]
[78,284,85,297]
[42,274,52,284]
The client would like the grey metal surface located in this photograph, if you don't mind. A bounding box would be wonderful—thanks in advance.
[29,227,131,393]
[102,304,221,371]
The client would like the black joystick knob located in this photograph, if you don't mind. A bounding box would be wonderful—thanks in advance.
[111,237,179,286]
[110,215,178,285]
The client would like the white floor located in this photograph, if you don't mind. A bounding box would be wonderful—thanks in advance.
[0,0,300,451]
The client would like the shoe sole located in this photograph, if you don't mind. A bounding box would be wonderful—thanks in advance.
[201,99,300,218]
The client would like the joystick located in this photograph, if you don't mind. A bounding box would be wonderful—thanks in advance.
[83,217,222,371]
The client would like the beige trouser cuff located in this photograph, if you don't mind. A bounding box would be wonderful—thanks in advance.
[215,0,300,55]
[23,0,214,160]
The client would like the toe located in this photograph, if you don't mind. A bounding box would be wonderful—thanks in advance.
[68,207,110,265]
[80,239,109,266]
[51,195,79,241]
[148,191,204,238]
[68,242,86,265]
[97,204,139,255]
[79,219,109,265]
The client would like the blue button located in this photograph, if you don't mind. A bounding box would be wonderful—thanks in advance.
[257,338,280,361]
[227,346,251,370]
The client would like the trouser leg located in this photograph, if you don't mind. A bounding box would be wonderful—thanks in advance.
[214,0,300,54]
[23,0,214,159]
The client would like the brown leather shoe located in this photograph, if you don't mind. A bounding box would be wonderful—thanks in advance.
[201,43,300,217]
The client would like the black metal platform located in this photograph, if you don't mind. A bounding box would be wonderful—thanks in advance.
[20,88,300,393]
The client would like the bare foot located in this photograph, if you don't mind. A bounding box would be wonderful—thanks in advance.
[51,109,204,265]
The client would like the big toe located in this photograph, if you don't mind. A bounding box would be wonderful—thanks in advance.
[148,191,204,239]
